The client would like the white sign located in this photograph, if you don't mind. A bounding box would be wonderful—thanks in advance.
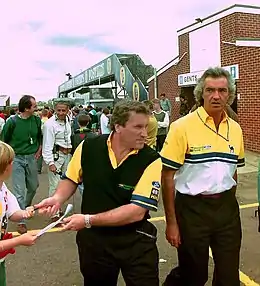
[178,71,203,87]
[178,64,239,87]
[88,63,105,81]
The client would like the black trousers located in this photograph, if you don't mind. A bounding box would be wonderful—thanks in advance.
[156,135,166,152]
[175,190,242,286]
[76,221,159,286]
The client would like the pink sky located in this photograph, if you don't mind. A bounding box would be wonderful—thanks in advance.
[0,0,258,103]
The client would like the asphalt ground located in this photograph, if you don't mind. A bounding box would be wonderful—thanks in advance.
[4,166,260,286]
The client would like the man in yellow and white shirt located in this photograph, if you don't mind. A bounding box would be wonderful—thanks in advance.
[161,67,245,286]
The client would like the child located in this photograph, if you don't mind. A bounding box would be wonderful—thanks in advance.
[0,141,36,286]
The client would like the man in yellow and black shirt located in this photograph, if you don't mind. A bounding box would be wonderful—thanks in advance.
[161,67,245,286]
[36,100,162,286]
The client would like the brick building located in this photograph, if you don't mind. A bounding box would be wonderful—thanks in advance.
[148,4,260,152]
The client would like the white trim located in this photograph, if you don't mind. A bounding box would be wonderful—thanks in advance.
[236,40,260,47]
[147,58,179,83]
[177,5,260,36]
[147,53,188,84]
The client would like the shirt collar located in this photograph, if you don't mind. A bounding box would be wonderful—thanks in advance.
[107,132,139,154]
[197,106,228,123]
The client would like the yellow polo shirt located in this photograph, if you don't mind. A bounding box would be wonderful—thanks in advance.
[146,115,158,149]
[160,106,245,196]
[65,133,162,211]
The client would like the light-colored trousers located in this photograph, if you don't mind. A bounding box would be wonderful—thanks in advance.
[48,152,71,196]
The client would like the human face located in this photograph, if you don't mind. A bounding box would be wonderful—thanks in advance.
[56,104,69,121]
[153,102,161,112]
[160,95,165,101]
[203,76,229,114]
[117,112,149,150]
[26,98,37,115]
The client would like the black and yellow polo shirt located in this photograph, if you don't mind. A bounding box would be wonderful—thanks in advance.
[65,133,162,211]
[161,106,245,196]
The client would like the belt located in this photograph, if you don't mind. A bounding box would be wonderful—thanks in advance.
[58,146,71,154]
[197,193,222,199]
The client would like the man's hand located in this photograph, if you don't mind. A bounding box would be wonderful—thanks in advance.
[166,223,181,248]
[34,197,61,217]
[62,214,85,231]
[49,164,57,173]
[34,151,41,160]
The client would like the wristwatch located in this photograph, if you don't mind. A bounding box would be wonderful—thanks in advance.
[84,214,92,228]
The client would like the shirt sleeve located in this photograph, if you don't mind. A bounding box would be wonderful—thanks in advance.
[64,142,83,184]
[42,122,55,165]
[160,121,187,170]
[5,185,21,218]
[237,133,245,167]
[158,112,169,128]
[131,158,162,212]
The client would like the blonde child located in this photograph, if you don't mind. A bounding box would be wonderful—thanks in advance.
[0,141,37,286]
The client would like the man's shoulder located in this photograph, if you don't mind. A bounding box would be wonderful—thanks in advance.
[171,112,196,128]
[140,145,160,160]
[228,117,243,133]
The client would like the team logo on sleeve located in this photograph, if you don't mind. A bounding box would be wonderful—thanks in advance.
[152,181,161,189]
[150,188,159,200]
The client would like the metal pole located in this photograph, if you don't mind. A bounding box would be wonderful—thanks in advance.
[154,67,158,98]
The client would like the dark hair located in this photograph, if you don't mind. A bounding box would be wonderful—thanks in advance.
[110,100,149,131]
[78,114,90,127]
[18,95,36,112]
[54,101,70,108]
[41,109,49,116]
[160,93,166,97]
[103,108,110,115]
[143,100,153,111]
[9,109,15,115]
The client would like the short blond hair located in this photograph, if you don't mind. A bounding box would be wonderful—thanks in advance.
[0,141,14,174]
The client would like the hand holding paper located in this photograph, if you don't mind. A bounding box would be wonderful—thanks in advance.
[34,197,61,217]
[36,204,73,237]
[62,214,86,231]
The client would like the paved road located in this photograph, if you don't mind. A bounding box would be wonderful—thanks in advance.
[4,165,260,286]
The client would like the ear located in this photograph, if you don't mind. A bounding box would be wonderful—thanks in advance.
[114,124,121,133]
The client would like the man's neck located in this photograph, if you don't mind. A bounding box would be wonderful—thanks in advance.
[20,112,31,119]
[111,133,132,164]
[207,110,224,131]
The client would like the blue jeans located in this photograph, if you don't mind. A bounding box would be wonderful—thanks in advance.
[37,156,43,173]
[12,154,39,223]
[78,183,84,196]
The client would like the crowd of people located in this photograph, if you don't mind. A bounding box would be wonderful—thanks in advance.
[0,66,246,286]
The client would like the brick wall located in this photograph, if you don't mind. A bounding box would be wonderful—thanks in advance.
[149,11,260,152]
[220,12,260,152]
[148,33,190,121]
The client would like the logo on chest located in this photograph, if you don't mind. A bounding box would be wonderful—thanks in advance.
[190,145,212,153]
[118,184,135,191]
[229,145,235,154]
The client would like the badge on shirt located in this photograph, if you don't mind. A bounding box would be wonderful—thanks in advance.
[229,145,235,154]
[152,181,161,189]
[190,145,212,152]
[150,188,159,201]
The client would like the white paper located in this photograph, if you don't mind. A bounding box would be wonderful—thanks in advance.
[36,204,73,237]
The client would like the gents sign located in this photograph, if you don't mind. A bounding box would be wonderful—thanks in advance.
[178,64,239,87]
[178,71,203,86]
